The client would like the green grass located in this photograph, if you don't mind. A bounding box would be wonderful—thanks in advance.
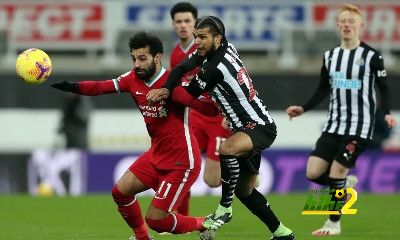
[1,194,399,240]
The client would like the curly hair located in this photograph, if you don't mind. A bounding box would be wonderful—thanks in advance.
[128,31,164,56]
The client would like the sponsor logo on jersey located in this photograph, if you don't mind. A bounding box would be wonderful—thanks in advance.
[332,79,362,89]
[330,72,361,89]
[196,76,207,89]
[377,69,387,77]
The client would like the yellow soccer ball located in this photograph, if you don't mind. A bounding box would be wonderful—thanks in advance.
[16,48,52,84]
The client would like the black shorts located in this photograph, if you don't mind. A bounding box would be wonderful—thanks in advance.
[235,122,277,174]
[310,132,371,168]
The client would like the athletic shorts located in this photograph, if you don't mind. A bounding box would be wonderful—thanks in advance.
[235,122,277,174]
[310,132,371,168]
[191,110,231,161]
[129,151,200,213]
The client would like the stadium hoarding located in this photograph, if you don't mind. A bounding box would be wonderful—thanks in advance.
[85,149,400,195]
[124,1,306,50]
[0,2,104,48]
[2,0,400,65]
[2,149,399,194]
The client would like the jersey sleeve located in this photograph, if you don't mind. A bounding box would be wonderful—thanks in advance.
[172,85,219,116]
[164,50,204,92]
[371,53,392,114]
[77,80,118,96]
[302,58,330,112]
[185,65,224,98]
[76,71,132,96]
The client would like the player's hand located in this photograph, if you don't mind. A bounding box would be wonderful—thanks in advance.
[385,114,397,129]
[286,106,304,120]
[51,81,79,92]
[147,88,170,106]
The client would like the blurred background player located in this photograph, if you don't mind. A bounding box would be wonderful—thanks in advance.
[59,92,92,149]
[51,31,218,240]
[170,2,232,216]
[286,4,396,236]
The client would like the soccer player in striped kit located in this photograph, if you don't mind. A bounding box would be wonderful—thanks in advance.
[287,4,396,235]
[169,2,232,217]
[148,16,294,240]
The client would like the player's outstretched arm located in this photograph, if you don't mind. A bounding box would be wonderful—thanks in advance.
[51,81,79,92]
[286,106,304,120]
[52,80,118,96]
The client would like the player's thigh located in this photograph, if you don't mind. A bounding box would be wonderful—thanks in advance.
[117,170,149,195]
[306,156,330,179]
[148,167,200,218]
[220,131,253,156]
[220,123,276,157]
[329,160,350,178]
[307,133,340,179]
[120,152,158,195]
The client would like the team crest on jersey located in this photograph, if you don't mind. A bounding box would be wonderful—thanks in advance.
[355,58,365,66]
[346,141,357,154]
[245,122,257,129]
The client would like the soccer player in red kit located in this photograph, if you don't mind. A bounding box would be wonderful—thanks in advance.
[170,2,232,216]
[51,32,218,240]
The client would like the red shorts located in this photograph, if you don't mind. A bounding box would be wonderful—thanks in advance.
[129,151,200,213]
[191,110,231,161]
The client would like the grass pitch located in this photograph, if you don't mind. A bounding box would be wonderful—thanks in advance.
[1,194,399,240]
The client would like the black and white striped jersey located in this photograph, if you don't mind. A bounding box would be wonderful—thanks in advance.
[165,42,274,131]
[302,41,392,140]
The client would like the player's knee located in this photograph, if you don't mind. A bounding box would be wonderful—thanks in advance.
[145,216,173,233]
[203,175,221,188]
[111,185,136,206]
[306,169,321,181]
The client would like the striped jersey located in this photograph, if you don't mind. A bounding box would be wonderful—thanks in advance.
[304,41,391,140]
[165,42,274,131]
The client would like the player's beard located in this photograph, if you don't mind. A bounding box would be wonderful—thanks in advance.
[135,60,156,81]
[204,42,217,58]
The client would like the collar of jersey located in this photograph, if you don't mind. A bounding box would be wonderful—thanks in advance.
[180,38,195,53]
[145,67,166,87]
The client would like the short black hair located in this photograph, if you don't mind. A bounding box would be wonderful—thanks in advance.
[128,31,163,56]
[170,2,198,20]
[194,16,227,45]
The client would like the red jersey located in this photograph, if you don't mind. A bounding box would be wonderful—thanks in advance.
[76,68,202,170]
[170,40,198,80]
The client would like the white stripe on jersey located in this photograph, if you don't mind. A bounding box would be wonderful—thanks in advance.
[112,79,121,93]
[168,169,191,213]
[183,107,195,169]
[213,44,273,128]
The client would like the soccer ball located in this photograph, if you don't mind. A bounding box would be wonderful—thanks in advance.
[16,48,52,84]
